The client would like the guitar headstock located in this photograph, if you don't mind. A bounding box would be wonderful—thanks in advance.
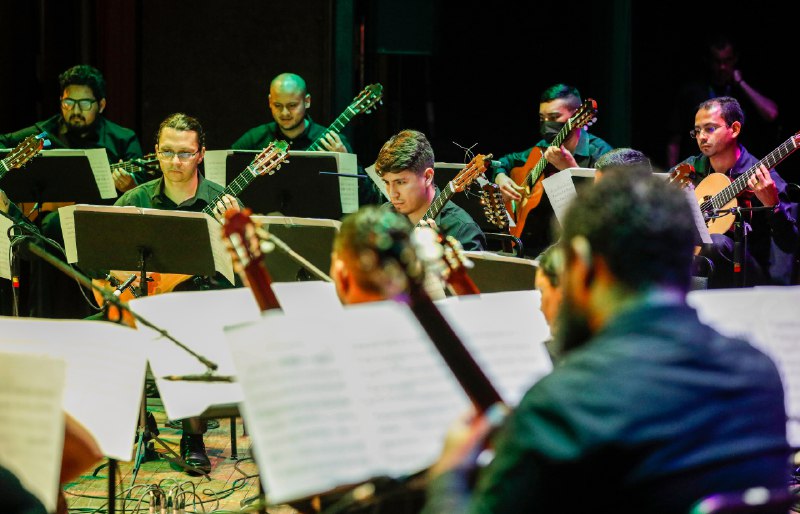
[668,162,695,189]
[451,153,491,193]
[566,98,598,134]
[222,208,281,311]
[251,140,290,176]
[479,181,509,230]
[350,83,384,115]
[2,132,49,170]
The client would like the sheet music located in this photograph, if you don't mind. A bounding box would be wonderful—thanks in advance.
[129,288,262,420]
[0,318,148,462]
[204,214,235,284]
[84,148,117,199]
[0,351,65,512]
[225,302,470,503]
[684,188,713,245]
[688,286,800,446]
[203,149,233,186]
[364,164,389,200]
[271,281,343,313]
[0,213,12,279]
[334,152,360,213]
[542,167,596,224]
[438,290,553,405]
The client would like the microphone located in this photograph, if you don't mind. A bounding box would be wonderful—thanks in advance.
[162,373,236,382]
[114,274,138,297]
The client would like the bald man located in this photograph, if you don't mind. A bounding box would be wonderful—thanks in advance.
[232,72,348,152]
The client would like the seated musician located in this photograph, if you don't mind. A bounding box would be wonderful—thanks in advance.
[374,129,485,251]
[490,83,612,256]
[109,112,242,476]
[669,96,798,287]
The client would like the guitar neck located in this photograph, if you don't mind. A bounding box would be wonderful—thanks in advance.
[201,165,259,217]
[0,159,10,180]
[524,126,571,188]
[245,260,282,311]
[306,108,357,151]
[405,283,503,413]
[705,136,800,210]
[420,183,455,224]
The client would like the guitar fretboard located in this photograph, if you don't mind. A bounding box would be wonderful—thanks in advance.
[701,135,800,212]
[201,164,261,218]
[307,107,359,152]
[420,182,456,224]
[525,125,572,189]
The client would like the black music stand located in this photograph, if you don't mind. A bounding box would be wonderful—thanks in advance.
[71,206,228,480]
[221,150,359,219]
[251,216,340,282]
[1,149,118,208]
[463,251,538,293]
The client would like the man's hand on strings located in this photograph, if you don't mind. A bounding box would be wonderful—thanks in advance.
[318,132,347,153]
[112,160,136,192]
[543,145,578,171]
[214,194,240,223]
[495,173,523,202]
[747,165,779,207]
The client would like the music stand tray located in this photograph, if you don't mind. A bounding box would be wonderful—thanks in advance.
[463,251,537,293]
[1,148,117,203]
[204,149,359,219]
[251,215,341,282]
[59,205,234,286]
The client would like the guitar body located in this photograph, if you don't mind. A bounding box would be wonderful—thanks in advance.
[92,272,193,327]
[507,147,546,239]
[695,172,736,235]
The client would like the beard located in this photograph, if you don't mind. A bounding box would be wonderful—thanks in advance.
[550,293,594,360]
[65,114,96,136]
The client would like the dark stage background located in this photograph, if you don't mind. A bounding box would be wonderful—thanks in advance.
[2,0,797,182]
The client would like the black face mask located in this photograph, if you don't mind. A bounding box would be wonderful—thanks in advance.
[539,120,566,144]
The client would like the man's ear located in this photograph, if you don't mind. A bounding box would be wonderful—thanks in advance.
[197,146,206,165]
[570,236,594,287]
[730,120,742,139]
[98,98,107,114]
[304,94,311,109]
[331,257,350,294]
[424,167,434,187]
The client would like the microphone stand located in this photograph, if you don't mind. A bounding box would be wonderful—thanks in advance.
[712,205,775,288]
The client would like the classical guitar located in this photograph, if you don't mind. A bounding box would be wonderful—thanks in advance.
[506,99,598,238]
[222,209,282,311]
[0,131,49,181]
[419,154,491,226]
[306,83,383,151]
[94,141,290,325]
[694,131,800,235]
[369,221,503,413]
[438,234,481,296]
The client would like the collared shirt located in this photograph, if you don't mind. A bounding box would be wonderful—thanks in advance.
[0,114,148,183]
[114,173,241,212]
[489,132,613,182]
[231,116,353,152]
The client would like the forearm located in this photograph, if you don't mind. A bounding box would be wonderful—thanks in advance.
[737,80,779,122]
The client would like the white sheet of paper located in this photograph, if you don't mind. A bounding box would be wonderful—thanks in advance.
[0,318,148,461]
[364,163,388,200]
[684,187,713,245]
[203,149,234,186]
[129,288,262,420]
[0,351,65,512]
[335,152,360,213]
[225,301,470,503]
[204,214,235,284]
[437,290,553,405]
[542,167,596,224]
[0,213,12,279]
[84,148,117,199]
[271,281,343,313]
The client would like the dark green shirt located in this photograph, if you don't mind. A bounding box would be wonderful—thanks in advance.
[384,195,486,252]
[0,114,149,184]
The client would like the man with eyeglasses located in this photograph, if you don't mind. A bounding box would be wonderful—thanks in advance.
[489,83,613,257]
[670,96,798,288]
[0,64,146,191]
[110,112,241,477]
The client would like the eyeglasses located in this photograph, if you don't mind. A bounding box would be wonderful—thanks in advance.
[61,98,97,110]
[157,150,200,160]
[689,124,728,139]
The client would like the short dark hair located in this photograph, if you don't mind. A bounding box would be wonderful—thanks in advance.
[58,65,106,100]
[375,129,434,177]
[156,113,206,148]
[697,96,745,127]
[540,83,582,111]
[560,173,695,292]
[594,148,652,176]
[334,206,414,293]
[536,244,564,288]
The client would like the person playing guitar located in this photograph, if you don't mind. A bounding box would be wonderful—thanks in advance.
[490,84,612,257]
[668,96,799,288]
